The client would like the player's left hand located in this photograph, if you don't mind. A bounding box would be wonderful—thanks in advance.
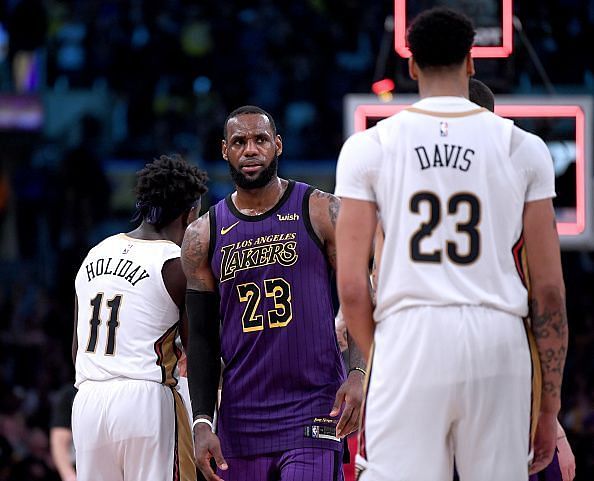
[557,434,576,481]
[331,370,364,438]
[530,411,558,474]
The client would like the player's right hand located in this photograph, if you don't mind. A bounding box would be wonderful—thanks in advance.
[529,411,558,475]
[557,433,576,481]
[194,424,228,481]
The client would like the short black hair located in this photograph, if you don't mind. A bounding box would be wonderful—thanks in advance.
[407,7,475,69]
[134,154,208,228]
[223,105,277,140]
[469,78,495,112]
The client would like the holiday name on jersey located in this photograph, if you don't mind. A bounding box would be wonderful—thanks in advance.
[84,257,150,286]
[219,232,298,283]
[415,143,474,172]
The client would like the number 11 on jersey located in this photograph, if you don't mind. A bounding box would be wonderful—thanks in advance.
[85,293,123,355]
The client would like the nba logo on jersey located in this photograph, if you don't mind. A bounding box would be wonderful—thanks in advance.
[121,243,134,254]
[440,121,448,137]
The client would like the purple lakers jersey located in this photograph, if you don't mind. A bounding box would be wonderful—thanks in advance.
[210,180,346,457]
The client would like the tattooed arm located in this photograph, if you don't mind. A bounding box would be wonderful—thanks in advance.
[181,212,216,292]
[523,198,568,474]
[309,190,367,367]
[311,189,372,363]
[309,189,340,270]
[181,212,228,480]
[310,189,368,437]
[524,200,567,411]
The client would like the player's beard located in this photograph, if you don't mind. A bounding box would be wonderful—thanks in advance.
[229,154,278,190]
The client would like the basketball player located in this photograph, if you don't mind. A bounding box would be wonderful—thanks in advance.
[72,154,208,481]
[334,7,567,481]
[181,105,365,481]
[467,77,575,481]
[468,77,495,112]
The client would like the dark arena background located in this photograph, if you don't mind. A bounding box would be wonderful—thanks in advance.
[0,1,593,480]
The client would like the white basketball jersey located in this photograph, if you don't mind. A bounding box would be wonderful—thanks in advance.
[335,97,556,322]
[75,233,182,387]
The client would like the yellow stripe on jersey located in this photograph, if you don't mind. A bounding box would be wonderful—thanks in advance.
[513,236,541,451]
[172,388,195,481]
[523,318,542,452]
[154,324,181,387]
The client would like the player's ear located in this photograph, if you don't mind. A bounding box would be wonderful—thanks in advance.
[408,57,418,81]
[466,54,475,77]
[187,200,201,225]
[275,134,283,157]
[222,139,228,161]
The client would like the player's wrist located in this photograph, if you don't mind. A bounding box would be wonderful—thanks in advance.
[539,408,561,422]
[348,367,366,378]
[539,402,561,415]
[192,416,214,433]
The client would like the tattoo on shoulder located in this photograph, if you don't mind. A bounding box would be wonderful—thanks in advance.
[181,213,209,276]
[312,189,340,227]
[328,196,340,227]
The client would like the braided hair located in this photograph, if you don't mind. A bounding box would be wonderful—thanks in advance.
[132,154,208,229]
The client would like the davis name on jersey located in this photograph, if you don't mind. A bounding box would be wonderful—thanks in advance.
[415,143,475,172]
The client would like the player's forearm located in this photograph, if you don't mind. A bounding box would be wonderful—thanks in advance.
[187,336,220,421]
[345,311,374,359]
[186,290,221,420]
[347,331,367,371]
[340,281,375,357]
[529,286,568,414]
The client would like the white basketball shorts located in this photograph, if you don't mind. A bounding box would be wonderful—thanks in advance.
[72,379,195,481]
[357,305,533,481]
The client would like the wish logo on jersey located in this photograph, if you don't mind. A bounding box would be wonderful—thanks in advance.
[277,213,299,221]
[219,232,298,282]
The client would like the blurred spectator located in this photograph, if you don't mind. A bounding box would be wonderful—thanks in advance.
[49,385,76,481]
